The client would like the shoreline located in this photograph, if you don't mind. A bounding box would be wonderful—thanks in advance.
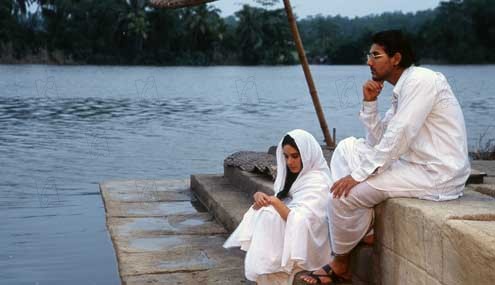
[3,55,495,67]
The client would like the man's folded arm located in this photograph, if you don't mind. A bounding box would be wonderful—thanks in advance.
[359,101,395,146]
[351,77,436,182]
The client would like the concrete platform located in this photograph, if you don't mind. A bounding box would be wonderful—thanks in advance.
[99,179,251,285]
[191,163,495,285]
[374,188,495,285]
[191,174,254,233]
[98,159,495,284]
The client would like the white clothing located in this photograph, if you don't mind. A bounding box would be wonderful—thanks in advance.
[327,66,471,254]
[223,129,332,282]
[350,66,470,200]
[328,137,432,254]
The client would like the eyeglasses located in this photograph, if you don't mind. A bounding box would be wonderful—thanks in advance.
[366,52,386,61]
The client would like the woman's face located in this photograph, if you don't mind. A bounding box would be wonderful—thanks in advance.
[283,144,302,174]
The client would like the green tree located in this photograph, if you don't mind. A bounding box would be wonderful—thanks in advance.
[260,8,295,64]
[177,4,225,64]
[3,0,495,65]
[145,8,181,64]
[418,0,483,63]
[299,15,339,63]
[235,4,294,65]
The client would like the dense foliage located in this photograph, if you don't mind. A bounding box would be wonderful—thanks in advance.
[1,0,494,65]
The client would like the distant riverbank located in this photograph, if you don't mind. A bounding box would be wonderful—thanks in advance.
[0,49,487,66]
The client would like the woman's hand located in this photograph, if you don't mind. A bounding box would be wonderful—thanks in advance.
[268,196,282,206]
[269,195,290,221]
[253,192,271,210]
[252,193,290,220]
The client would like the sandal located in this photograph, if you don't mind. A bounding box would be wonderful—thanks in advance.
[300,264,351,284]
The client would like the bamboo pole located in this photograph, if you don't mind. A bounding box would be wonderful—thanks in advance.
[282,0,335,147]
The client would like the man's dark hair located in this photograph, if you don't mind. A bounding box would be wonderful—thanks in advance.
[372,30,416,68]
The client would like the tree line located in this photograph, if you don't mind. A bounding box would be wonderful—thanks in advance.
[0,0,494,65]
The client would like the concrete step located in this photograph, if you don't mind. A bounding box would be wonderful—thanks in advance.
[224,166,274,197]
[191,172,372,284]
[468,168,487,184]
[99,179,249,285]
[191,174,253,233]
[224,165,487,199]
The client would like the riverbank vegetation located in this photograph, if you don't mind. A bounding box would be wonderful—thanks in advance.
[1,0,494,65]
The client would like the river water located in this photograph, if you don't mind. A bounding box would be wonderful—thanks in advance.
[0,64,494,284]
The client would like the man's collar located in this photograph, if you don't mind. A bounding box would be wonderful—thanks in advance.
[392,66,414,96]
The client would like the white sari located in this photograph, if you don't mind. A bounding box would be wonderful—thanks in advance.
[223,129,332,283]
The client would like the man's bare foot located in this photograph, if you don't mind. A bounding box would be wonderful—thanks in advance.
[362,234,374,245]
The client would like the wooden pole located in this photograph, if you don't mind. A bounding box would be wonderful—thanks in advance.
[282,0,334,147]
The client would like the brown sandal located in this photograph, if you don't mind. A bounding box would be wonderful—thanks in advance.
[301,264,351,284]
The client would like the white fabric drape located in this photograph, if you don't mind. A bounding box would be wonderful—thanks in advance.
[350,67,470,200]
[223,129,332,283]
[328,137,427,254]
[327,66,471,254]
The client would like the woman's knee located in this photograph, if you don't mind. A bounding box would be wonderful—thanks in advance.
[258,205,284,221]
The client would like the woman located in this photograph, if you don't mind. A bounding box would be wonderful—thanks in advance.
[223,129,332,284]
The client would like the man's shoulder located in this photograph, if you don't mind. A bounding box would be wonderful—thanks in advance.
[408,66,437,81]
[394,66,441,97]
[400,66,439,88]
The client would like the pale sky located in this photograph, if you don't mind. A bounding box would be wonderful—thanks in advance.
[212,0,443,18]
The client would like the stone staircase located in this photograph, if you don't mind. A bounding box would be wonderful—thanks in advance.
[191,166,372,284]
[191,163,495,285]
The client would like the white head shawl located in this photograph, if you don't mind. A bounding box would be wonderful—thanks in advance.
[273,129,332,195]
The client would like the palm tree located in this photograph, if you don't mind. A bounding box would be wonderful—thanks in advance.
[182,4,222,51]
[235,5,264,64]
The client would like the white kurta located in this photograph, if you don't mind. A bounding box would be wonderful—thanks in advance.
[349,66,470,200]
[327,66,472,255]
[223,129,332,283]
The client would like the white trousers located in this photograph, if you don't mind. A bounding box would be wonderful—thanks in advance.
[328,138,427,255]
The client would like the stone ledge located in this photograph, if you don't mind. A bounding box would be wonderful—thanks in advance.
[223,166,274,196]
[375,188,495,285]
[471,160,495,177]
[190,174,252,232]
[469,183,495,198]
[192,167,495,285]
[191,172,370,284]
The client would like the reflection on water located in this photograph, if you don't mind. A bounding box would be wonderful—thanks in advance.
[0,64,494,284]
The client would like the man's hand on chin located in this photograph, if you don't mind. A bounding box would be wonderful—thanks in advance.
[363,80,384,102]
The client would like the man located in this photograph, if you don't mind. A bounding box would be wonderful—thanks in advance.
[301,30,470,284]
